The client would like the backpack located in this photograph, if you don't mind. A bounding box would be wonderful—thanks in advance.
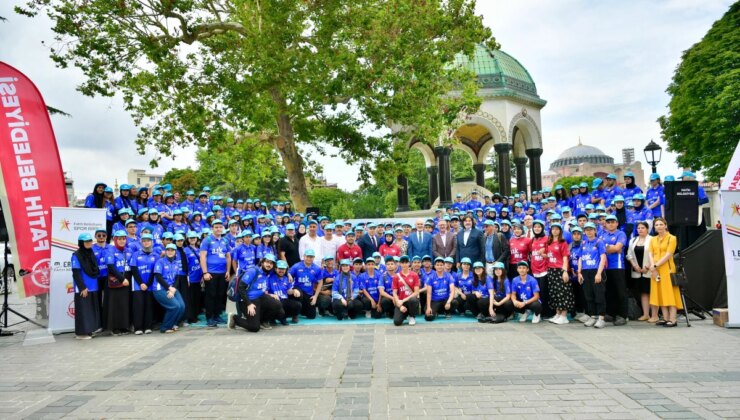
[227,269,257,302]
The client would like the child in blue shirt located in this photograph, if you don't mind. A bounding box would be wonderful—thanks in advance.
[511,261,542,323]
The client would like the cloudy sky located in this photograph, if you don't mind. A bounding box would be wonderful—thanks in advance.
[0,0,733,197]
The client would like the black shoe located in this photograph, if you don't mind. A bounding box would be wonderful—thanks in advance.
[260,322,272,330]
[492,314,506,324]
[279,319,288,326]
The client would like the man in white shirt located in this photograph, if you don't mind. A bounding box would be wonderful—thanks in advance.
[298,220,323,261]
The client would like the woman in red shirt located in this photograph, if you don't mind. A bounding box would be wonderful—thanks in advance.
[378,232,401,257]
[545,223,572,325]
[508,223,532,281]
[529,220,551,318]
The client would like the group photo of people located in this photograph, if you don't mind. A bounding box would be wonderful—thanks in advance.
[71,169,708,338]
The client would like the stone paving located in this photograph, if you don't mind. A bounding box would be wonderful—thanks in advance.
[1,304,740,419]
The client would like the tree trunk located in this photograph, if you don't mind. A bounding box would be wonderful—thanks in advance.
[271,89,312,212]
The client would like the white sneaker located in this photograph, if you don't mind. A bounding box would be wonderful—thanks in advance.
[548,315,561,323]
[365,312,371,319]
[555,316,570,325]
[409,317,416,326]
[594,319,606,329]
[532,314,541,324]
[134,330,143,335]
[519,310,530,323]
[144,329,152,334]
[577,313,591,323]
[227,312,235,330]
[584,316,597,327]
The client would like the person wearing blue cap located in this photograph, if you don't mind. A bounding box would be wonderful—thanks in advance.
[622,172,642,200]
[357,258,384,319]
[183,231,204,324]
[151,244,186,333]
[392,256,421,326]
[590,177,605,206]
[511,261,542,323]
[199,219,232,327]
[603,215,629,326]
[277,224,300,267]
[330,259,363,320]
[453,257,475,316]
[172,233,191,324]
[71,233,102,339]
[484,261,513,323]
[552,185,568,210]
[337,230,362,261]
[572,182,590,216]
[567,227,588,322]
[451,193,466,212]
[645,173,665,218]
[232,231,257,275]
[115,184,137,217]
[288,249,323,319]
[228,254,285,332]
[268,260,302,325]
[130,233,158,334]
[91,230,111,312]
[424,258,457,321]
[168,210,188,235]
[315,256,338,317]
[298,219,322,262]
[112,208,132,234]
[578,223,607,328]
[602,174,623,205]
[104,231,131,335]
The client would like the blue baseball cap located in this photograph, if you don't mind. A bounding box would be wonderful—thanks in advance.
[187,231,199,239]
[492,261,505,269]
[433,257,445,264]
[592,178,603,188]
[460,257,472,265]
[78,233,93,241]
[579,182,588,188]
[613,195,625,202]
[125,219,137,226]
[584,222,597,230]
[304,249,316,257]
[444,257,454,264]
[606,173,617,180]
[141,233,154,240]
[605,215,618,222]
[473,261,485,269]
[665,175,676,182]
[624,172,635,178]
[276,260,288,269]
[649,173,661,181]
[162,232,174,239]
[148,208,159,215]
[173,233,185,241]
[340,259,351,266]
[680,171,696,179]
[211,219,223,226]
[264,254,276,263]
[571,227,583,234]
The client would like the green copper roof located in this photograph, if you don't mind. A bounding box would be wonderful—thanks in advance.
[455,45,543,103]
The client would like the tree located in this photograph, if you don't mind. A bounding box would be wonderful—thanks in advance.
[308,188,350,217]
[658,2,740,181]
[19,0,495,211]
[330,198,355,220]
[162,168,200,193]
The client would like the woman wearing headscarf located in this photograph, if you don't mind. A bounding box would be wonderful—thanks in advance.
[184,231,204,324]
[71,233,101,339]
[114,184,137,215]
[84,182,106,209]
[105,231,131,335]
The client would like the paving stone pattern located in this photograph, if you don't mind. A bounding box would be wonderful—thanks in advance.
[2,318,740,419]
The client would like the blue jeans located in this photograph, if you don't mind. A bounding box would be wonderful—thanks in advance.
[153,289,186,332]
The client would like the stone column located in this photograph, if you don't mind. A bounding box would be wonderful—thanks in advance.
[395,174,410,212]
[494,143,512,196]
[526,148,543,192]
[513,157,528,195]
[435,146,453,207]
[473,164,487,188]
[426,166,439,208]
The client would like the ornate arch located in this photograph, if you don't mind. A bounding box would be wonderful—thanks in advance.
[470,110,508,145]
[508,109,542,149]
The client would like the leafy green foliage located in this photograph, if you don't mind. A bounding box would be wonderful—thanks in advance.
[451,149,475,181]
[658,2,740,181]
[18,0,495,210]
[162,168,200,193]
[308,188,351,217]
[329,198,355,220]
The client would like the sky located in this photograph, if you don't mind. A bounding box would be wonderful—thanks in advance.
[0,0,733,197]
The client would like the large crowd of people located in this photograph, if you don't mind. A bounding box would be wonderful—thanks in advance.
[70,170,708,338]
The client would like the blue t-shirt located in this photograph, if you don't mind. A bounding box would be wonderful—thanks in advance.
[379,271,395,294]
[490,277,511,300]
[184,246,202,283]
[428,272,454,301]
[200,235,231,274]
[92,244,111,278]
[105,247,130,277]
[569,243,582,278]
[153,257,179,291]
[579,237,606,270]
[241,268,271,301]
[233,243,256,274]
[511,275,539,301]
[71,253,99,292]
[456,271,474,295]
[268,273,292,300]
[129,249,158,291]
[645,185,665,217]
[419,268,434,287]
[289,262,323,294]
[332,272,361,300]
[359,270,382,301]
[602,229,627,270]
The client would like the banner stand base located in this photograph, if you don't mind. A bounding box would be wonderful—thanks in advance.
[23,328,55,346]
[725,323,740,329]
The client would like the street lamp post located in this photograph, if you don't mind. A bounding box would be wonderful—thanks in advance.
[643,139,662,174]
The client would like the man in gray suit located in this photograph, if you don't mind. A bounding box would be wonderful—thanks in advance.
[432,219,457,260]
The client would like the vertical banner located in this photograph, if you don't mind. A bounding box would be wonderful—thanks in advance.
[48,207,105,333]
[720,144,740,328]
[0,62,69,298]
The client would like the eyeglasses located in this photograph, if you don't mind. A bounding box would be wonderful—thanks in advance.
[95,234,107,238]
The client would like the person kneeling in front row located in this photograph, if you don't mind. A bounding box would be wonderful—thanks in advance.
[425,257,457,321]
[511,261,542,323]
[392,255,421,326]
[228,254,285,332]
[332,259,363,320]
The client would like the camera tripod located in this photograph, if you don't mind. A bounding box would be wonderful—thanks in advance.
[1,240,44,336]
[675,252,713,327]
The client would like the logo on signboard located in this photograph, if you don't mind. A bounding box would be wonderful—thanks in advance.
[29,259,51,289]
[59,218,71,231]
[732,203,740,217]
[67,301,75,318]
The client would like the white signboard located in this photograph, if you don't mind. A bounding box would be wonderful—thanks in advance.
[720,145,740,328]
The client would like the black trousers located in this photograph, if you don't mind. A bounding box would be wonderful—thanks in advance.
[536,275,554,318]
[279,298,302,319]
[393,297,420,326]
[514,300,542,315]
[360,295,392,319]
[424,299,458,321]
[203,273,226,319]
[332,298,363,320]
[453,293,478,315]
[187,282,203,323]
[582,269,606,317]
[606,269,628,319]
[234,295,285,333]
[317,294,333,315]
[570,278,587,316]
[490,298,515,318]
[290,291,317,319]
[131,290,153,331]
[174,275,189,323]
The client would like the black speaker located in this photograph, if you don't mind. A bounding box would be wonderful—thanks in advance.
[305,207,320,217]
[664,180,699,226]
[0,203,8,242]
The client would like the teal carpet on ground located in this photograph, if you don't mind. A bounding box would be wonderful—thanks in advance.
[186,313,543,327]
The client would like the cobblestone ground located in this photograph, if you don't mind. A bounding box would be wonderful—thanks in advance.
[1,293,740,419]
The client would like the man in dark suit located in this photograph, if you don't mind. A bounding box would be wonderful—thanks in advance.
[407,219,432,259]
[357,223,380,260]
[482,220,509,276]
[456,215,485,264]
[432,219,456,260]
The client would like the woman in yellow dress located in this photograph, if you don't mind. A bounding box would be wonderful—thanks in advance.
[648,217,683,327]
